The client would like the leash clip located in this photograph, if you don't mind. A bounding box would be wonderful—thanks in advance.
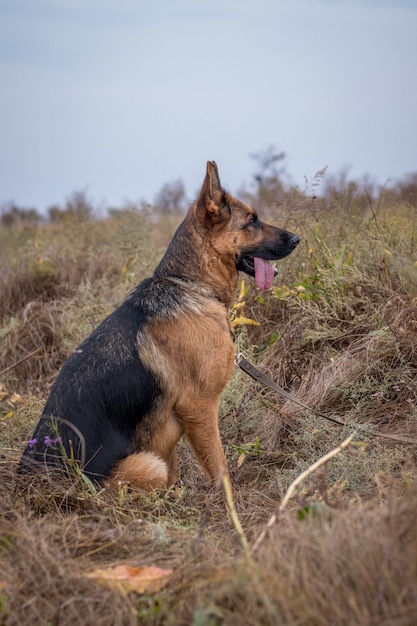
[234,352,245,368]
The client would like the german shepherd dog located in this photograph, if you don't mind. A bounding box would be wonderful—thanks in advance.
[20,162,299,490]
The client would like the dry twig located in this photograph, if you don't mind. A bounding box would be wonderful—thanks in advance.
[251,433,355,554]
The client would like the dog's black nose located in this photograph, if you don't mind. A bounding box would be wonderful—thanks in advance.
[289,233,300,248]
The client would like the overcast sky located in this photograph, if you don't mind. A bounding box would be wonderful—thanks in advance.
[1,0,416,212]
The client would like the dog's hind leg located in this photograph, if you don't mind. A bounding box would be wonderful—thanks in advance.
[143,412,183,486]
[106,451,168,491]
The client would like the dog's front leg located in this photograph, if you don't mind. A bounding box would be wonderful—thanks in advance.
[179,399,228,487]
[165,445,179,486]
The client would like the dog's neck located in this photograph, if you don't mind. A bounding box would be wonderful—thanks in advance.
[164,276,223,304]
[154,214,238,309]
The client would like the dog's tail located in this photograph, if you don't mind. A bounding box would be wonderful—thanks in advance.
[107,451,168,491]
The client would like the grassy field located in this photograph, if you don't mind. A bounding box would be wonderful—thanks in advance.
[1,180,417,625]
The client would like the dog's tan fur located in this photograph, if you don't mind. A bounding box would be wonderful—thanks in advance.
[109,294,234,489]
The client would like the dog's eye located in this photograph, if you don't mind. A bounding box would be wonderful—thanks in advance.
[248,214,259,227]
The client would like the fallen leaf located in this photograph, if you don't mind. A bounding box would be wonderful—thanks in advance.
[85,564,173,594]
[0,384,8,402]
[1,412,14,421]
[9,393,24,404]
[237,452,246,468]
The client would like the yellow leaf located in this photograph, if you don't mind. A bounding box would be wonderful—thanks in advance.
[85,564,173,595]
[237,453,246,468]
[1,412,14,421]
[231,316,260,328]
[238,279,246,300]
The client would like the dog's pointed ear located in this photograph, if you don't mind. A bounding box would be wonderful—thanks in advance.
[206,160,222,198]
[196,161,230,226]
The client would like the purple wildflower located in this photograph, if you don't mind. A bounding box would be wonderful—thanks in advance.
[44,435,63,447]
[27,438,38,454]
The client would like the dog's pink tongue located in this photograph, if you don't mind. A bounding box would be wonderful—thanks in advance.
[254,257,275,290]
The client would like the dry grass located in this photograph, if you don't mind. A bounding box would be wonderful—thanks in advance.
[1,189,417,624]
[211,485,417,626]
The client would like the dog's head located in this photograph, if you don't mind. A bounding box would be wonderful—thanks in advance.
[196,161,300,290]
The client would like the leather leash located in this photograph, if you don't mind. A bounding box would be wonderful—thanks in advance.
[234,352,417,445]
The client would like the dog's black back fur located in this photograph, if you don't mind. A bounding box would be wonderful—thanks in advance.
[20,278,170,479]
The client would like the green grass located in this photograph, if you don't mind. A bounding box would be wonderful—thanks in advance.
[1,184,417,625]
